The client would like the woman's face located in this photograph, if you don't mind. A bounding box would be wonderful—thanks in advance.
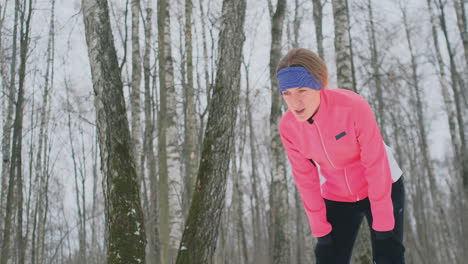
[282,87,321,122]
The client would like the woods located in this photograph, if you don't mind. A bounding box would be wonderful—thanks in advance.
[0,0,467,263]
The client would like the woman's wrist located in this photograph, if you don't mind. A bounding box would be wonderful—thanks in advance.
[317,232,333,244]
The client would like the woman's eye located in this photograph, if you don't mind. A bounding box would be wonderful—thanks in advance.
[299,89,307,93]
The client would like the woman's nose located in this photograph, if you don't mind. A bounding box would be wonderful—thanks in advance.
[290,95,303,107]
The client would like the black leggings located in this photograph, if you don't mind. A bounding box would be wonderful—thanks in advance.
[316,177,406,264]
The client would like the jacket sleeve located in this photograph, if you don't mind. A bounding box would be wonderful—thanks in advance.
[279,124,332,237]
[354,96,395,231]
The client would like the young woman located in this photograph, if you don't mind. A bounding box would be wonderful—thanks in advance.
[277,48,405,264]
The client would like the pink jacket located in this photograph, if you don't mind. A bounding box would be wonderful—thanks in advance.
[279,88,401,237]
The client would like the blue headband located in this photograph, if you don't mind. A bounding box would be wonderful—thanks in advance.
[276,66,322,93]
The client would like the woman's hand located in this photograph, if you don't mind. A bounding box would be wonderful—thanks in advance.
[315,232,336,263]
[374,230,405,263]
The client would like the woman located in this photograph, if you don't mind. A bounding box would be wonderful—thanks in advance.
[277,48,405,264]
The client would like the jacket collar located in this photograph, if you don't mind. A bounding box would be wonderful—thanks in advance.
[306,89,327,124]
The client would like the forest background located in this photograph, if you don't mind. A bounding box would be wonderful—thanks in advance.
[0,0,467,263]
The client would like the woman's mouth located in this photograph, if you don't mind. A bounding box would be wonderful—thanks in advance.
[294,108,305,115]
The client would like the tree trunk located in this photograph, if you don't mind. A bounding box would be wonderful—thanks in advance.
[0,0,19,243]
[402,4,436,202]
[28,1,55,264]
[91,131,99,264]
[453,0,468,68]
[245,61,267,264]
[81,0,147,263]
[196,0,213,155]
[427,0,468,259]
[142,2,160,263]
[366,0,387,141]
[294,189,305,264]
[183,0,198,222]
[433,0,468,259]
[0,0,31,263]
[130,0,143,195]
[157,0,183,262]
[436,0,468,189]
[66,82,86,264]
[268,0,290,263]
[292,0,300,48]
[331,0,356,92]
[232,133,249,264]
[402,4,446,262]
[175,0,246,261]
[312,0,324,58]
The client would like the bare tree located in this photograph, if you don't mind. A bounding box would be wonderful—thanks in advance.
[175,0,246,261]
[157,0,184,261]
[267,0,290,263]
[141,1,160,263]
[312,0,325,58]
[81,0,147,263]
[231,111,249,264]
[196,0,214,154]
[243,59,268,264]
[434,0,468,189]
[183,0,198,221]
[365,0,388,141]
[331,0,356,92]
[0,0,32,263]
[130,0,143,189]
[66,80,87,264]
[401,3,442,262]
[0,0,19,243]
[453,0,468,68]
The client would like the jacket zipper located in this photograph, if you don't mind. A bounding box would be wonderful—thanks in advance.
[315,121,359,201]
[314,121,337,169]
[344,168,359,201]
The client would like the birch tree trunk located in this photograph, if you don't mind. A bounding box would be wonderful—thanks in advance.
[131,0,143,189]
[453,0,468,68]
[183,0,198,221]
[312,0,324,58]
[81,0,147,263]
[267,0,290,263]
[157,0,183,262]
[196,0,214,155]
[175,0,246,261]
[331,0,356,92]
[292,0,300,48]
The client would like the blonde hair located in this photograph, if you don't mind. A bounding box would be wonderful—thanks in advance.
[276,48,328,89]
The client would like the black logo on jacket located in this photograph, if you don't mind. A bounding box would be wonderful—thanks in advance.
[335,131,347,140]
